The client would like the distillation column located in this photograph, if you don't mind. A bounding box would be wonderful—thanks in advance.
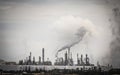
[42,48,44,65]
[68,47,70,65]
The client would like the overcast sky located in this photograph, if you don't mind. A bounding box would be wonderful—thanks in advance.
[0,0,120,67]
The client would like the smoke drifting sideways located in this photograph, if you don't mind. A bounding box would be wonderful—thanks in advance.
[53,15,113,65]
[57,27,87,53]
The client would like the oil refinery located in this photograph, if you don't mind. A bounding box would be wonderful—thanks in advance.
[0,47,119,75]
[18,48,94,66]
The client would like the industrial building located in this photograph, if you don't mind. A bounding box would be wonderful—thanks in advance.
[0,48,114,73]
[54,48,94,66]
[54,51,74,66]
[19,47,93,66]
[19,48,52,65]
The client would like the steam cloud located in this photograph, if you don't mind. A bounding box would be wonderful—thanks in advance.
[57,27,87,53]
[54,15,113,66]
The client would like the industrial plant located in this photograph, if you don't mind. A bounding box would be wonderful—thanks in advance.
[0,25,118,74]
[18,48,94,66]
[19,48,52,65]
[0,47,119,75]
[54,48,94,66]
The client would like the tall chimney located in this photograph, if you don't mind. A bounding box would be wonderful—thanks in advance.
[39,56,41,64]
[81,54,84,65]
[30,52,32,62]
[65,51,68,65]
[33,56,35,64]
[77,53,80,65]
[68,47,70,65]
[42,48,44,64]
[77,53,78,64]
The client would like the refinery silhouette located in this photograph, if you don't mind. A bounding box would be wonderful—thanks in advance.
[0,25,119,75]
[0,47,120,75]
[18,48,93,66]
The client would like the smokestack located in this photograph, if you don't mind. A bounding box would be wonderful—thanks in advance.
[33,56,35,64]
[42,48,44,64]
[85,54,87,64]
[29,52,32,63]
[85,54,90,65]
[65,51,68,65]
[39,56,41,64]
[68,47,70,65]
[77,53,79,65]
[81,54,84,65]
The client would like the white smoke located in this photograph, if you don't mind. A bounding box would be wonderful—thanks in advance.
[53,15,113,65]
[57,27,87,53]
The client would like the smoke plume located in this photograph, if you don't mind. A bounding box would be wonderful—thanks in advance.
[54,15,113,65]
[57,27,87,53]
